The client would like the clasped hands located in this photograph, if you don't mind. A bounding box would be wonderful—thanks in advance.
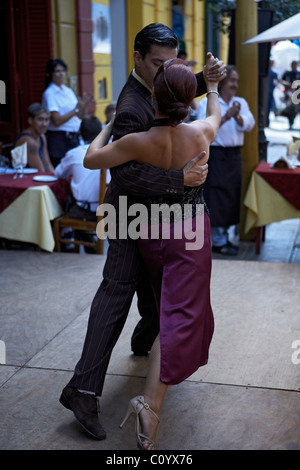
[225,100,241,120]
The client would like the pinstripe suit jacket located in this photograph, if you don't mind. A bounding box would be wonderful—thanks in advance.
[104,71,206,208]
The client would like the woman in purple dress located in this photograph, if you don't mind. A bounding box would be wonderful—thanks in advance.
[84,55,222,450]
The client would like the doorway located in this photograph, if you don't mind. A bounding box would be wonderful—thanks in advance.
[0,0,53,144]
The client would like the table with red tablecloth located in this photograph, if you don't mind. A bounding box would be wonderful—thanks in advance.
[0,172,71,251]
[244,162,300,253]
[0,172,70,213]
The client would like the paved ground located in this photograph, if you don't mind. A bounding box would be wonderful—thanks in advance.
[0,115,300,455]
[0,251,299,453]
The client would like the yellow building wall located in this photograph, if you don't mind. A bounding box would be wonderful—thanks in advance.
[92,0,113,123]
[184,0,205,70]
[51,0,78,95]
[51,0,112,123]
[126,0,172,74]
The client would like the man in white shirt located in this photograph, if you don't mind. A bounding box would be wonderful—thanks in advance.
[55,116,106,219]
[197,65,255,255]
[55,116,110,252]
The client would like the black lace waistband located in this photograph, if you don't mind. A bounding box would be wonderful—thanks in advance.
[143,185,208,223]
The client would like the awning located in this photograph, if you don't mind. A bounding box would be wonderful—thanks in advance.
[243,12,300,44]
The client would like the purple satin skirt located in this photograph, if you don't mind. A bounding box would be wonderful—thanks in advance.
[138,213,214,385]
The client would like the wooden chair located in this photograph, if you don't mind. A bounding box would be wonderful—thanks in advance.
[53,169,107,254]
[0,142,14,164]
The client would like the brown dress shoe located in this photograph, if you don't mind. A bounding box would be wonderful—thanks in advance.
[59,386,106,440]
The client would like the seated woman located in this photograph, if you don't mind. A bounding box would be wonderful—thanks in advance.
[84,55,222,450]
[14,103,54,173]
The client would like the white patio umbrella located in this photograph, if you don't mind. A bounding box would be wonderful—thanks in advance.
[243,12,300,44]
[271,40,299,77]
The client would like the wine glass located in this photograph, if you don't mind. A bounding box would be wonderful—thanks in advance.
[18,146,27,178]
[12,160,21,179]
[11,142,28,178]
[291,154,298,168]
[287,154,298,169]
[18,162,26,178]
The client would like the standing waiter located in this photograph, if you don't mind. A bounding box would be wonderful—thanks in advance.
[42,59,92,167]
[198,65,255,255]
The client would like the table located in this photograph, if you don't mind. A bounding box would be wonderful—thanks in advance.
[244,162,300,253]
[0,171,71,252]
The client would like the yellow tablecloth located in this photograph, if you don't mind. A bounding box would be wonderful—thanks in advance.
[244,172,300,234]
[0,185,64,252]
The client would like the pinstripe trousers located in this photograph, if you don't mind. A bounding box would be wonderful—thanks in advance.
[67,233,158,395]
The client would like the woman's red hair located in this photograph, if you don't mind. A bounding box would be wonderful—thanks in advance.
[154,58,197,125]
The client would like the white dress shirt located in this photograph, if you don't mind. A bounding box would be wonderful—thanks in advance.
[42,83,81,133]
[197,95,255,147]
[55,143,111,213]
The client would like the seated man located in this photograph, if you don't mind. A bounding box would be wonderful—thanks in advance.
[55,115,108,219]
[55,116,109,252]
[104,102,116,125]
[14,103,54,172]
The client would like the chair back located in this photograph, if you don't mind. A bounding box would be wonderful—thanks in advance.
[53,168,108,254]
[0,142,13,165]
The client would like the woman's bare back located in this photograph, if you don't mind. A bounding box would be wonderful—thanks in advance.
[133,120,213,170]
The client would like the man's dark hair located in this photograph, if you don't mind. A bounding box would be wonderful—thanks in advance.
[28,103,49,118]
[80,116,102,143]
[134,23,178,58]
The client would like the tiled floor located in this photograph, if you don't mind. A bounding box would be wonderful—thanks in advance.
[1,250,299,451]
[0,115,299,452]
[215,218,300,264]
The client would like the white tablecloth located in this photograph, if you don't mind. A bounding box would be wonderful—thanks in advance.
[0,186,64,252]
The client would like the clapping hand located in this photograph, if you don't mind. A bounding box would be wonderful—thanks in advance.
[77,94,94,119]
[226,100,241,119]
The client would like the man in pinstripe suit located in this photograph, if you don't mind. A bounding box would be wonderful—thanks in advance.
[59,23,226,440]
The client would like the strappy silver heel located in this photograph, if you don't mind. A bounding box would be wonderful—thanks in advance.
[120,395,160,450]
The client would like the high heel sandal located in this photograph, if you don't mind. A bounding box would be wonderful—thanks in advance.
[120,395,160,450]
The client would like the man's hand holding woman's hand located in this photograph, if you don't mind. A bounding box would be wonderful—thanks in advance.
[203,52,227,87]
[203,52,226,84]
